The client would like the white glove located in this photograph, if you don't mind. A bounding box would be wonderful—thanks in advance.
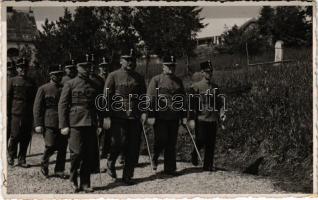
[103,117,111,130]
[182,118,187,125]
[35,126,43,133]
[140,113,147,124]
[61,127,70,135]
[97,127,103,135]
[147,118,155,126]
[220,111,226,121]
[188,120,195,130]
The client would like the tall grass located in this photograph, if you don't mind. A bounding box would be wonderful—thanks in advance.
[172,47,313,192]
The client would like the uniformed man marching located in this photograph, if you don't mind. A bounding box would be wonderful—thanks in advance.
[147,55,187,175]
[33,65,68,178]
[7,61,16,143]
[58,60,100,193]
[188,60,225,171]
[61,60,77,85]
[7,59,37,167]
[95,58,111,159]
[103,51,146,185]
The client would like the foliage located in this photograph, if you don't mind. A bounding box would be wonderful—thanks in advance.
[34,7,204,72]
[217,6,312,55]
[176,48,312,192]
[134,7,205,57]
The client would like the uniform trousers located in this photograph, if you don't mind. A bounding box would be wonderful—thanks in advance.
[41,127,68,172]
[69,127,97,187]
[8,115,32,163]
[192,121,217,170]
[108,118,141,179]
[153,119,179,173]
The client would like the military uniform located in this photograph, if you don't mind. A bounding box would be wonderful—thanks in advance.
[94,59,111,159]
[58,62,100,190]
[104,55,146,182]
[7,62,37,166]
[7,61,16,143]
[147,56,186,174]
[33,65,67,177]
[61,75,72,85]
[188,61,222,171]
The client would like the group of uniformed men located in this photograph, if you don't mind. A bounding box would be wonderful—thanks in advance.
[7,51,225,193]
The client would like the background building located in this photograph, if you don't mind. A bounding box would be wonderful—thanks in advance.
[7,7,38,64]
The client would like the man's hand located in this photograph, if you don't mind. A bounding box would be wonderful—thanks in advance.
[97,127,103,135]
[103,117,111,130]
[140,113,147,124]
[182,118,187,125]
[147,117,155,126]
[220,109,226,121]
[35,126,43,133]
[61,127,70,135]
[188,120,195,130]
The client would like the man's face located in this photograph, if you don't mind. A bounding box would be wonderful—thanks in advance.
[99,67,107,76]
[16,67,26,76]
[51,73,63,83]
[77,66,90,77]
[201,70,213,80]
[65,67,77,78]
[163,64,176,75]
[120,58,133,71]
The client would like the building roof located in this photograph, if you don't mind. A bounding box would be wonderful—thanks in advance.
[7,8,38,43]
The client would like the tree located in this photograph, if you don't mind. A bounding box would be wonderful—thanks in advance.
[133,7,205,58]
[257,6,275,46]
[34,19,62,68]
[272,6,309,47]
[35,6,205,72]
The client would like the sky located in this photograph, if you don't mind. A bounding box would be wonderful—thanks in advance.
[15,6,261,38]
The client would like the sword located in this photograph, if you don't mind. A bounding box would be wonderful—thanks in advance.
[183,124,203,165]
[141,121,155,171]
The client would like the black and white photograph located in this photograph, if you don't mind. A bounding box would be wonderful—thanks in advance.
[3,3,314,196]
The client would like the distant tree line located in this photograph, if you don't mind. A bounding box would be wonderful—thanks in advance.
[35,7,204,69]
[216,6,312,55]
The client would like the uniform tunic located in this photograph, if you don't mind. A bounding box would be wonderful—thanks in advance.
[7,75,37,163]
[33,82,67,172]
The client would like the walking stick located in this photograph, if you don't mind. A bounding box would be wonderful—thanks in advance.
[183,124,203,165]
[28,132,33,156]
[141,121,155,171]
[96,128,103,185]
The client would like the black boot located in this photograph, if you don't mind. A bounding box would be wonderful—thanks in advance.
[106,161,117,179]
[152,158,158,171]
[8,157,14,167]
[191,151,198,166]
[122,177,136,185]
[81,185,94,193]
[41,163,49,178]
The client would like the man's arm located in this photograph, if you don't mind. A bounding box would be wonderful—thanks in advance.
[58,82,71,129]
[7,78,13,117]
[33,87,45,127]
[146,76,157,118]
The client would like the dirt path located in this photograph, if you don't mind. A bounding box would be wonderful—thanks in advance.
[6,134,287,194]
